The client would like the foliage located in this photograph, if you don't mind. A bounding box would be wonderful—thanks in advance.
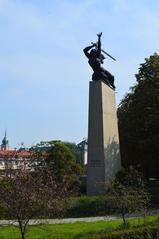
[146,180,159,208]
[47,142,83,184]
[66,196,110,218]
[118,53,159,178]
[107,183,149,225]
[115,166,144,188]
[0,186,157,219]
[31,141,83,187]
[86,225,159,239]
[0,168,71,239]
[1,178,159,220]
[63,141,83,166]
[106,167,150,225]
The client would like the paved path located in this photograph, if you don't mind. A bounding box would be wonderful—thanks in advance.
[0,209,159,226]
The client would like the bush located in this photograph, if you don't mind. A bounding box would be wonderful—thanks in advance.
[0,196,110,219]
[86,225,159,239]
[146,180,159,208]
[66,196,112,218]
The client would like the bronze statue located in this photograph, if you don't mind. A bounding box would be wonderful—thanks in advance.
[83,32,115,89]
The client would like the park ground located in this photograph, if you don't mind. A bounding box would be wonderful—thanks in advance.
[0,180,159,239]
[0,215,159,239]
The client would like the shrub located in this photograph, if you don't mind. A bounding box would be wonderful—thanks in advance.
[105,167,150,225]
[86,225,159,239]
[66,196,112,218]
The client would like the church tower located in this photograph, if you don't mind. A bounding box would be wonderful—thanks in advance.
[1,130,9,150]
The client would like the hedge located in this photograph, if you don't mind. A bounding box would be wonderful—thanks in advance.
[66,196,111,218]
[88,225,159,239]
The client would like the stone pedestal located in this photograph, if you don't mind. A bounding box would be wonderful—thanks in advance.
[87,80,121,195]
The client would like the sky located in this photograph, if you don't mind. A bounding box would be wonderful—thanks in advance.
[0,0,159,148]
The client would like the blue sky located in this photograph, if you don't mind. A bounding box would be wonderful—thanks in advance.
[0,0,159,148]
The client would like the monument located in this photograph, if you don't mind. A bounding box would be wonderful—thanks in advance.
[83,32,121,195]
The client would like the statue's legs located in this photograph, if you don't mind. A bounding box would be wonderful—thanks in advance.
[92,69,115,89]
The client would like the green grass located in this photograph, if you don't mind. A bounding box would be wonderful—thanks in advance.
[0,215,158,239]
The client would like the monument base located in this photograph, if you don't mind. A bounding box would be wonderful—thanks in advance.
[87,80,121,195]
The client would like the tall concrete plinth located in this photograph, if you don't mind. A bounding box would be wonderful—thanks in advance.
[87,80,121,195]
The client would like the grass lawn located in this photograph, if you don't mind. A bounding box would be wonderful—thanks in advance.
[0,215,158,239]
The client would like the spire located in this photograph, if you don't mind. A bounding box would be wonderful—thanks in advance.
[1,129,9,150]
[3,129,7,143]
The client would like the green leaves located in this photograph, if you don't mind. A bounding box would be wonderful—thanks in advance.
[31,141,83,188]
[106,168,150,226]
[118,53,159,178]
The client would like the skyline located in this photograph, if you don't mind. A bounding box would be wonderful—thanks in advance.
[1,0,159,148]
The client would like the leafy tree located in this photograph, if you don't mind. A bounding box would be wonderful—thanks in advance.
[63,141,82,166]
[107,167,150,226]
[118,53,159,178]
[31,141,83,187]
[116,166,144,188]
[47,142,83,185]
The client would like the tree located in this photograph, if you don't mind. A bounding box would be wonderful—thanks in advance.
[106,167,150,226]
[31,141,83,188]
[0,168,71,239]
[62,141,82,166]
[118,53,159,178]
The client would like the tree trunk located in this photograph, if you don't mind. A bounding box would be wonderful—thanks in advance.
[19,225,25,239]
[21,231,25,239]
[17,217,25,239]
[121,212,126,226]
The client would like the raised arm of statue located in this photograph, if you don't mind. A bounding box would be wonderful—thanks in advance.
[83,44,96,58]
[97,32,102,57]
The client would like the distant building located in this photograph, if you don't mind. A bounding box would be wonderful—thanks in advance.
[77,139,88,165]
[0,132,89,175]
[1,130,9,150]
[0,131,31,175]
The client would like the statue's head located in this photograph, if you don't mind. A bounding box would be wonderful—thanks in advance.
[90,49,98,58]
[101,53,105,59]
[100,53,105,63]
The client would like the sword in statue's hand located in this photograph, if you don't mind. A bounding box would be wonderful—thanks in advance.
[91,42,116,61]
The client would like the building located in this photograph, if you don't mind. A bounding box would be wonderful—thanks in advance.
[77,139,88,165]
[0,132,31,174]
[1,130,9,151]
[0,132,89,175]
